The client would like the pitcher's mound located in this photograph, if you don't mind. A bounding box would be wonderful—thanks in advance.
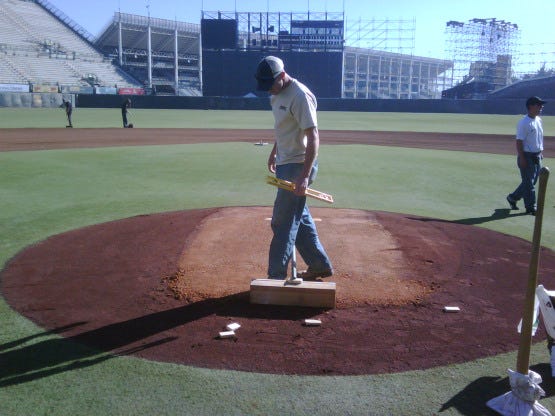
[2,207,555,375]
[169,207,428,307]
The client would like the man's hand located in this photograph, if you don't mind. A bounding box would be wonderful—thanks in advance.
[516,140,526,169]
[294,176,309,196]
[268,143,277,173]
[268,157,276,173]
[518,154,527,169]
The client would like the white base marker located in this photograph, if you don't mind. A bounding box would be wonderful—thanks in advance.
[226,322,241,331]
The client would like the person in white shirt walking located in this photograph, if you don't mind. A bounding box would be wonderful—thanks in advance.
[506,96,547,215]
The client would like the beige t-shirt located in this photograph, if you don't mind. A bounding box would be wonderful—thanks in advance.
[270,79,318,165]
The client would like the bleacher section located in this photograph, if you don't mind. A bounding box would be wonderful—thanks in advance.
[95,12,201,96]
[0,53,26,83]
[488,75,555,100]
[0,0,139,88]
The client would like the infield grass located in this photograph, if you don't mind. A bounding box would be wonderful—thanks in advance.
[1,110,555,415]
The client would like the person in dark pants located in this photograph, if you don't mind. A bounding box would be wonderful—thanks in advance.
[61,98,73,127]
[506,96,546,216]
[121,98,131,128]
[255,55,333,281]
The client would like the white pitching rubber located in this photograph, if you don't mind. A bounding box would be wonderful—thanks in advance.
[443,306,460,313]
[303,319,322,326]
[219,330,235,338]
[226,322,241,331]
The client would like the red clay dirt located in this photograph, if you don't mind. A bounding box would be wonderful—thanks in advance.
[2,128,555,376]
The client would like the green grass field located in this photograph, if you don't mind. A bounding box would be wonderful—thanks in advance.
[1,107,554,134]
[1,108,554,415]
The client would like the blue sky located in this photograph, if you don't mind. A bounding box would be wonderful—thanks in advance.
[48,0,554,64]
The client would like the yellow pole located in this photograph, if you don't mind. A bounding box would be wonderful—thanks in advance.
[516,166,550,375]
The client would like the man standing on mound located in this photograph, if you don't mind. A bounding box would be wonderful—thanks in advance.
[506,96,546,216]
[255,55,333,281]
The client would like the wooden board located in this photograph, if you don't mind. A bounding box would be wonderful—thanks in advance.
[266,176,334,204]
[250,278,336,308]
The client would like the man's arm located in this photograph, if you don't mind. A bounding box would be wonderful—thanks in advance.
[267,143,277,173]
[516,139,527,169]
[294,126,318,196]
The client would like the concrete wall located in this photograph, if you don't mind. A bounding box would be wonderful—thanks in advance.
[76,94,270,110]
[0,92,74,108]
[2,92,553,116]
[77,94,554,116]
[201,51,343,98]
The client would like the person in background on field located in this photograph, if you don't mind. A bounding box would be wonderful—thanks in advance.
[61,98,73,128]
[255,55,333,281]
[506,96,546,216]
[121,98,131,128]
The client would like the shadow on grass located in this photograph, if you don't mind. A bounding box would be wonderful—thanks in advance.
[0,336,175,388]
[0,291,323,387]
[0,322,85,352]
[439,363,555,415]
[409,208,531,226]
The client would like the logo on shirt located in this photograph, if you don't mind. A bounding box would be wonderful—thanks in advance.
[279,105,287,111]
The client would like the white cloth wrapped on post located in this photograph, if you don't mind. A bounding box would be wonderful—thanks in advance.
[536,285,555,377]
[486,369,551,416]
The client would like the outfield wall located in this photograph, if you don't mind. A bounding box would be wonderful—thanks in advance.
[76,94,555,115]
[201,51,343,98]
[2,92,553,115]
[0,92,74,107]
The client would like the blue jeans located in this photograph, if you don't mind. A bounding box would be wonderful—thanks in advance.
[268,162,332,279]
[509,152,542,211]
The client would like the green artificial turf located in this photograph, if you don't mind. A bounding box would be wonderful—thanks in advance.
[1,110,555,415]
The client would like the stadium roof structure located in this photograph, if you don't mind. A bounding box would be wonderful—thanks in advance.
[343,46,453,99]
[95,12,200,58]
[345,46,452,70]
[91,10,453,98]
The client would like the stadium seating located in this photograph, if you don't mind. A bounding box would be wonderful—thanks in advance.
[489,75,555,100]
[0,0,139,88]
[0,54,26,84]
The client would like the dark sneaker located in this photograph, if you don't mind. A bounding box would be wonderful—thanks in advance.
[298,268,333,281]
[506,195,518,210]
[526,208,536,216]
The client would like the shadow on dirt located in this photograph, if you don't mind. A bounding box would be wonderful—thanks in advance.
[0,292,324,387]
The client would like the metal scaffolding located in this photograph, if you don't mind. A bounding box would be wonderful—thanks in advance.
[445,18,519,89]
[201,11,345,52]
[344,17,416,55]
[341,19,450,99]
[513,42,555,79]
[342,47,452,99]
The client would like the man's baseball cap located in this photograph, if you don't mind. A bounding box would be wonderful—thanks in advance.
[255,56,284,91]
[526,96,547,107]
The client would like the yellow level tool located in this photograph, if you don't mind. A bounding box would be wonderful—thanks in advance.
[266,176,334,204]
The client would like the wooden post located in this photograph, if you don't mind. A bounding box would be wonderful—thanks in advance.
[516,166,550,374]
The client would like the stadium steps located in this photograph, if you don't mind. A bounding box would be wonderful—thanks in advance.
[0,56,27,83]
[0,0,140,88]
